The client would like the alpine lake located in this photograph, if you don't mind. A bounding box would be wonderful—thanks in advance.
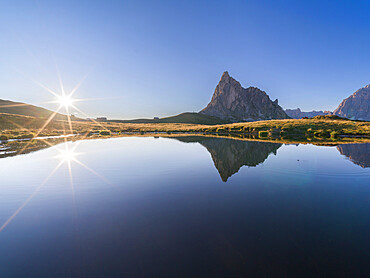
[0,136,368,277]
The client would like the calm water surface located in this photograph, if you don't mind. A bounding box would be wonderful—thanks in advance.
[0,136,369,277]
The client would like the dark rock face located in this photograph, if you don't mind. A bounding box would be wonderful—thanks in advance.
[172,136,281,181]
[200,72,289,122]
[336,143,370,168]
[333,85,370,121]
[285,108,331,119]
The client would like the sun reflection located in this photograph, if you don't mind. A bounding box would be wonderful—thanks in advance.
[57,145,78,163]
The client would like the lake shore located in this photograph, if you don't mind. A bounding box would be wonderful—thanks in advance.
[1,130,370,159]
[1,113,369,153]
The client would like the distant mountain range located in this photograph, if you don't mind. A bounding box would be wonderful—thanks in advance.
[0,73,368,123]
[285,108,331,119]
[286,84,369,120]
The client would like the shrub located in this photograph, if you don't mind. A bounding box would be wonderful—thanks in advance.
[216,127,227,133]
[314,130,330,138]
[100,130,111,136]
[330,131,339,139]
[269,128,281,136]
[0,135,8,141]
[312,115,351,121]
[230,126,240,131]
[305,128,315,137]
[259,131,269,137]
[19,133,35,139]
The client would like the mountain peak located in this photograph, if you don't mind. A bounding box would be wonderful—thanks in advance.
[220,71,231,82]
[201,72,289,121]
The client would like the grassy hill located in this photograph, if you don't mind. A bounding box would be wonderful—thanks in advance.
[0,98,228,125]
[111,112,229,125]
[194,115,370,138]
[0,99,68,120]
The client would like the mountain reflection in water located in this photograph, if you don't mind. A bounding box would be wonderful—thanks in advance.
[172,136,282,181]
[1,136,369,180]
[0,136,369,277]
[336,143,370,168]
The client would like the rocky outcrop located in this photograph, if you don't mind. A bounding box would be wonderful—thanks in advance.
[171,136,281,182]
[333,85,370,121]
[200,72,289,122]
[336,143,370,168]
[285,108,331,119]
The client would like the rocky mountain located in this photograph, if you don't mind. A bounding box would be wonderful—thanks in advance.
[333,85,370,120]
[200,72,289,122]
[285,108,331,119]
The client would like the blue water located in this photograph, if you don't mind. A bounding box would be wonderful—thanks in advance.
[0,136,368,277]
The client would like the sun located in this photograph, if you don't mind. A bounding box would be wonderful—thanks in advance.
[58,94,74,108]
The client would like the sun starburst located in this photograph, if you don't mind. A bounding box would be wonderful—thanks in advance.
[0,67,116,233]
[57,94,75,109]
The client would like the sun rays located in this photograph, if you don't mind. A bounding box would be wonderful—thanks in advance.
[0,141,114,233]
[0,159,64,233]
[13,67,113,157]
[0,69,115,233]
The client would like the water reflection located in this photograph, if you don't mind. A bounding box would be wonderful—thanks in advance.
[336,143,370,168]
[0,142,110,233]
[0,137,73,158]
[1,136,369,179]
[172,136,282,181]
[0,136,368,277]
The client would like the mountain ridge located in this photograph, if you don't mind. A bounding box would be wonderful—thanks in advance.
[285,108,331,119]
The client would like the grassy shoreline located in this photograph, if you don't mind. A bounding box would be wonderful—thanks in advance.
[1,132,369,160]
[1,113,369,144]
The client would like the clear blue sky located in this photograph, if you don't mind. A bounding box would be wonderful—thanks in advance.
[1,0,369,119]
